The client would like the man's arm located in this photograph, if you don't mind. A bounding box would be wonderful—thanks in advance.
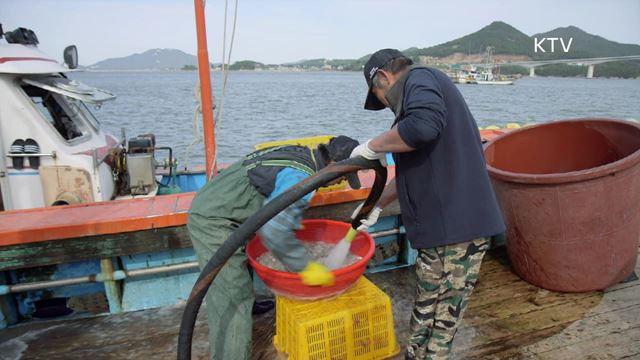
[395,70,447,149]
[258,168,313,272]
[352,178,397,232]
[356,70,446,158]
[259,198,311,272]
[369,127,415,153]
[378,177,397,208]
[370,69,447,154]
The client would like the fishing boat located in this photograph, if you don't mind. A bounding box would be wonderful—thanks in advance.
[1,4,639,359]
[474,47,515,85]
[449,48,516,86]
[450,66,513,85]
[0,18,426,332]
[449,65,478,84]
[474,71,514,85]
[457,72,478,84]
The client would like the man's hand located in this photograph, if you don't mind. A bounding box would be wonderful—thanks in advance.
[351,202,383,232]
[299,261,335,286]
[350,139,387,166]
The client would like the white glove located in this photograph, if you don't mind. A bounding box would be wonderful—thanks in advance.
[351,202,383,232]
[350,140,387,166]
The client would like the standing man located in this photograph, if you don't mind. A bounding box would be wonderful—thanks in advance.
[350,49,505,360]
[188,136,361,360]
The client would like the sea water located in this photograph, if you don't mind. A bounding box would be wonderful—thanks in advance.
[70,71,640,166]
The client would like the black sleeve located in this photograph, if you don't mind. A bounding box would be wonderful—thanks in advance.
[396,69,448,148]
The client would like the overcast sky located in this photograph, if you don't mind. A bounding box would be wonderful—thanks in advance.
[2,0,639,65]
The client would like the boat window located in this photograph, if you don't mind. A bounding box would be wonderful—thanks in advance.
[69,97,101,131]
[22,84,86,141]
[23,77,115,104]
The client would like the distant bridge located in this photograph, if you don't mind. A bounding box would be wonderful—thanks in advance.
[474,55,640,78]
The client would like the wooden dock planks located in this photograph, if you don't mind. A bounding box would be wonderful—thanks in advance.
[0,246,638,359]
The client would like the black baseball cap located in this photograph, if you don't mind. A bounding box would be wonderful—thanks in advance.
[321,136,362,189]
[363,48,407,111]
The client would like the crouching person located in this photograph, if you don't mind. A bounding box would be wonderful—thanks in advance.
[187,136,361,359]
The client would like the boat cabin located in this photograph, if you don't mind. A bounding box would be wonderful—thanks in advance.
[0,27,164,211]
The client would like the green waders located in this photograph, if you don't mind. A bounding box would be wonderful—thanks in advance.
[187,161,266,360]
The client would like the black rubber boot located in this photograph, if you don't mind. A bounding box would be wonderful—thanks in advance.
[252,299,275,315]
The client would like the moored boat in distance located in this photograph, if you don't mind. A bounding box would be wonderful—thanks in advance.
[475,71,515,85]
[448,65,515,85]
[475,46,516,85]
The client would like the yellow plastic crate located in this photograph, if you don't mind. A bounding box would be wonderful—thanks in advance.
[254,135,347,192]
[273,278,400,360]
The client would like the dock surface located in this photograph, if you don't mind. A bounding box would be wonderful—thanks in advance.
[1,246,638,360]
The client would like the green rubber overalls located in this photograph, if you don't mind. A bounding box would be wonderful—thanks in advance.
[187,147,315,360]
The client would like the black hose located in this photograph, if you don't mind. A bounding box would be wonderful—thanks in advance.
[177,157,387,360]
[155,146,174,187]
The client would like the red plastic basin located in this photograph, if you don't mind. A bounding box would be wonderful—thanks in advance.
[485,118,640,292]
[247,219,374,299]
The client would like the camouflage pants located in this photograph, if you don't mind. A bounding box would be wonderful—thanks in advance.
[406,237,490,360]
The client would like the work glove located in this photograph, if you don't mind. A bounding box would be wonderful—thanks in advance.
[351,202,383,232]
[350,139,387,166]
[299,261,335,286]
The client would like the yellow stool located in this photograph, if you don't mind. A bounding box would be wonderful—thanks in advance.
[274,277,400,360]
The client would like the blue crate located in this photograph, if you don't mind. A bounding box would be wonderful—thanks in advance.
[400,226,418,266]
[368,215,400,234]
[365,218,420,274]
[159,172,207,193]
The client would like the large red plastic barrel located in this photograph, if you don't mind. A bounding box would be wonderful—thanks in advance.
[485,118,640,292]
[247,219,374,299]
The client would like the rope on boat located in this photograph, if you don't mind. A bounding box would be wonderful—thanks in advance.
[176,157,387,360]
[182,82,203,171]
[215,0,239,128]
[220,0,227,93]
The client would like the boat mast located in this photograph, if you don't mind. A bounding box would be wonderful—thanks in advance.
[194,0,217,179]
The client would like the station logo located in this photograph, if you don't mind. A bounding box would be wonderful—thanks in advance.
[534,37,573,53]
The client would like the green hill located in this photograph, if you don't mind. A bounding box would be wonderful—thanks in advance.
[89,49,199,70]
[404,21,640,61]
[229,60,264,70]
[223,21,640,77]
[531,26,640,60]
[284,58,362,70]
[404,21,533,58]
[294,59,326,67]
[401,21,640,78]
